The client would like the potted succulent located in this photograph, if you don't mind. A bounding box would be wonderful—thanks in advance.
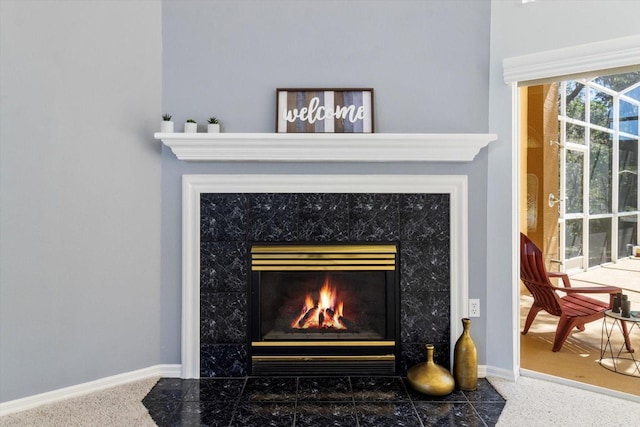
[184,119,197,133]
[161,114,174,133]
[207,116,221,133]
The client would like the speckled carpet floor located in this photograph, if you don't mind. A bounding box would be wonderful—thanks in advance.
[2,374,639,426]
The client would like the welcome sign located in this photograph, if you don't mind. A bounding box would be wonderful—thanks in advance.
[276,88,374,133]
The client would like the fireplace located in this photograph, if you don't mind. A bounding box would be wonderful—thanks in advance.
[249,244,399,375]
[178,173,470,380]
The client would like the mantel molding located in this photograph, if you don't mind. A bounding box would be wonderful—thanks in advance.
[154,133,498,162]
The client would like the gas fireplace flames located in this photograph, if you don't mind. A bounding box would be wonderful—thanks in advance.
[291,277,350,330]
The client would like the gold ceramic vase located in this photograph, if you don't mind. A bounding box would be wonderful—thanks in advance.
[407,344,455,396]
[453,318,478,391]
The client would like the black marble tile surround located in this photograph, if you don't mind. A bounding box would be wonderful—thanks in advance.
[143,377,505,427]
[200,193,450,377]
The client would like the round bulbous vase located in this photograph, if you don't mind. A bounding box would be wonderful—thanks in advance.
[407,344,455,396]
[453,318,478,391]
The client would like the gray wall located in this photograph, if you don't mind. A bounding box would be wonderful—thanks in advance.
[5,0,633,404]
[160,0,491,366]
[487,0,640,373]
[0,1,162,402]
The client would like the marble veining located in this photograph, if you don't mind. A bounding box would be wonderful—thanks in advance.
[297,193,350,242]
[400,242,450,294]
[248,193,298,242]
[200,242,247,293]
[201,194,247,242]
[200,344,247,377]
[297,377,352,401]
[349,194,400,241]
[200,292,246,343]
[295,401,358,427]
[400,193,450,242]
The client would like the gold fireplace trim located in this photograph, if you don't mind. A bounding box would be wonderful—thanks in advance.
[252,341,395,347]
[251,244,397,271]
[252,355,395,362]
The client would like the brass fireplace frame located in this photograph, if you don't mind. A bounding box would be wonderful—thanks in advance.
[249,243,399,375]
[251,244,397,271]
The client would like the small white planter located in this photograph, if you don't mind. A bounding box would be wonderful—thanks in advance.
[207,123,220,133]
[184,122,198,133]
[160,121,174,133]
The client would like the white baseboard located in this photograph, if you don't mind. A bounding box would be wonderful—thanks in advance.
[484,364,518,381]
[0,364,181,416]
[520,368,640,403]
[477,364,487,378]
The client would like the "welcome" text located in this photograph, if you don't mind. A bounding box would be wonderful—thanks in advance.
[283,96,367,124]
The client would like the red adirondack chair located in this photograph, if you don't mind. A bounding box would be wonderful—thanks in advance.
[520,233,633,352]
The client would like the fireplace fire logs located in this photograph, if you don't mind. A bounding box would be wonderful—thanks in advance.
[291,279,349,330]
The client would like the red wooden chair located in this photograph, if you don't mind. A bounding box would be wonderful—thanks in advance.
[520,232,633,352]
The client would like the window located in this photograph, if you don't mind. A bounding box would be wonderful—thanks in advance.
[558,71,640,269]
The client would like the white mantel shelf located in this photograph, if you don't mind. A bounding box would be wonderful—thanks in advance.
[154,132,498,162]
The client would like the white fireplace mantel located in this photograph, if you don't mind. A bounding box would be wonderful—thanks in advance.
[154,133,498,162]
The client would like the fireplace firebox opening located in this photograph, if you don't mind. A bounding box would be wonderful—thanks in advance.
[249,243,400,375]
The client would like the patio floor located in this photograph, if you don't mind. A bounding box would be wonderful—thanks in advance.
[571,257,640,301]
[520,257,640,396]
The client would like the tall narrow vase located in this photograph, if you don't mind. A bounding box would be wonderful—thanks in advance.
[407,344,455,396]
[453,318,478,391]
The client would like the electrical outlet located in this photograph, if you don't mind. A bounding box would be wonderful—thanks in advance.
[469,299,480,317]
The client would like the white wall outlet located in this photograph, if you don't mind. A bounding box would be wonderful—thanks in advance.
[469,299,480,317]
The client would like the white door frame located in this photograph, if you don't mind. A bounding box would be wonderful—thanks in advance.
[503,35,640,383]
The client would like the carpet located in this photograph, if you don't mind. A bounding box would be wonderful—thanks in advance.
[2,375,639,426]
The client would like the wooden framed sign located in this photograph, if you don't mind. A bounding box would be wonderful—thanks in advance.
[276,88,374,133]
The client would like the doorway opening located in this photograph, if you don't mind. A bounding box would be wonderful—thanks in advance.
[522,72,639,273]
[519,71,640,394]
